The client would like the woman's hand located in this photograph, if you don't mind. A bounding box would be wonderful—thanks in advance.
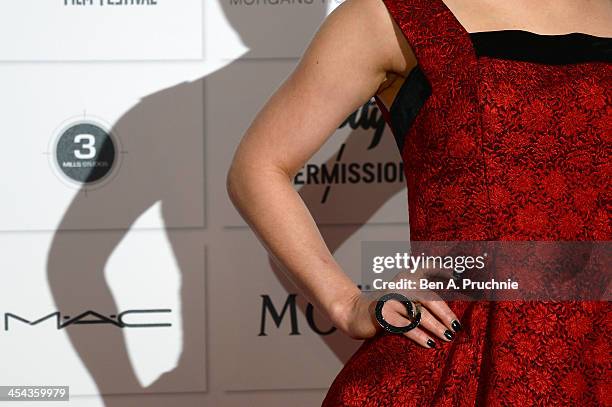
[335,288,462,349]
[333,291,381,340]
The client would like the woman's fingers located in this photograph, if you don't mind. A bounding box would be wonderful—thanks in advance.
[418,306,455,342]
[378,295,463,347]
[403,324,437,349]
[391,286,462,334]
[416,291,462,334]
[420,299,461,333]
[391,311,436,348]
[380,300,436,348]
[387,299,455,342]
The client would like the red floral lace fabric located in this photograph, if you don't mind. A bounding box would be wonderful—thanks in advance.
[322,0,612,405]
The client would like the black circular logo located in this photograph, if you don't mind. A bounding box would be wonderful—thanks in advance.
[54,122,116,184]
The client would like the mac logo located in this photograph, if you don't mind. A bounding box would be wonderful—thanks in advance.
[3,309,172,331]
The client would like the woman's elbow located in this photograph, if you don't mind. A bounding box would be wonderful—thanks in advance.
[226,157,291,207]
[226,161,247,207]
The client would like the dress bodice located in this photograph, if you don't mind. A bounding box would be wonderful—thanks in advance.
[373,0,612,241]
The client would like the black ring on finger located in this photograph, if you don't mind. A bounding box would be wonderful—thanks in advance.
[375,293,422,334]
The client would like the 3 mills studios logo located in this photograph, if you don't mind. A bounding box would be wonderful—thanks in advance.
[47,116,124,190]
[294,99,403,204]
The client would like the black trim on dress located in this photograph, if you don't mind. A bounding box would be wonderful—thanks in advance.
[469,30,612,64]
[388,65,432,152]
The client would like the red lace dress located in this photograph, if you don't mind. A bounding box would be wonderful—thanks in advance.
[322,0,611,405]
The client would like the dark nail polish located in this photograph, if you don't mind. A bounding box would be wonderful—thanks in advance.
[444,330,454,341]
[427,339,436,348]
[451,320,462,332]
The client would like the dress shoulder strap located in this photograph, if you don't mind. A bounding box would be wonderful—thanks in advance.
[380,0,477,87]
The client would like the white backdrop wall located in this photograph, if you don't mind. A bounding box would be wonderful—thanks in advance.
[0,1,412,406]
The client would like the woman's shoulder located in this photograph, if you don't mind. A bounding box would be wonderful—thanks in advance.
[329,0,418,82]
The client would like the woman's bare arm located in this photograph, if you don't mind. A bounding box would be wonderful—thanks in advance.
[226,0,458,345]
[227,0,404,334]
